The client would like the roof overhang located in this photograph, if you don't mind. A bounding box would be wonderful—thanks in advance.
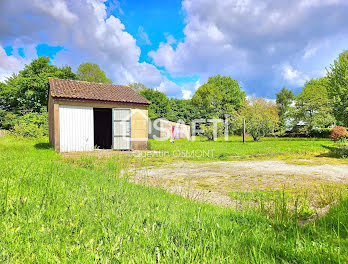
[52,96,151,106]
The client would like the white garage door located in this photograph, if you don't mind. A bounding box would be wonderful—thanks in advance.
[59,105,94,152]
[113,108,131,150]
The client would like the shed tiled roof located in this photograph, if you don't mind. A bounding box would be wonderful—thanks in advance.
[49,78,150,105]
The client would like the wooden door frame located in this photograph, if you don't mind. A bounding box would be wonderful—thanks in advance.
[112,108,132,150]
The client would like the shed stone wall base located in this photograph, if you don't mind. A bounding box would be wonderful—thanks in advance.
[132,140,148,150]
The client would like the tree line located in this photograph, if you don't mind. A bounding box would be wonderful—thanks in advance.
[135,51,347,140]
[275,51,347,136]
[0,51,347,140]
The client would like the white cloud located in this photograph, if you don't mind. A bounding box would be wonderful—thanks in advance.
[138,26,152,45]
[0,47,27,82]
[1,0,348,98]
[181,89,192,99]
[194,79,200,90]
[149,0,348,95]
[149,15,248,76]
[155,78,181,96]
[281,64,309,86]
[0,0,166,90]
[0,48,22,71]
[148,43,176,72]
[302,39,332,59]
[282,65,300,80]
[300,0,348,8]
[29,0,78,25]
[303,46,318,59]
[175,79,201,99]
[165,34,176,45]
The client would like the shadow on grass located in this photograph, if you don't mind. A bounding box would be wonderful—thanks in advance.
[319,145,348,158]
[34,143,53,150]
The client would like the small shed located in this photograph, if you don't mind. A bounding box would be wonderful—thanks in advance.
[48,78,150,152]
[149,118,191,140]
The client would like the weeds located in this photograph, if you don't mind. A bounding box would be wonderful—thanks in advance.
[229,185,346,223]
[230,189,314,223]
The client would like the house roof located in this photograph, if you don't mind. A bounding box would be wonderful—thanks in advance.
[49,78,150,105]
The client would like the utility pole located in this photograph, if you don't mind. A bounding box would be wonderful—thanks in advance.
[243,118,246,144]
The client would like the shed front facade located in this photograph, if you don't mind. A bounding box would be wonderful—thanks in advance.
[48,78,150,152]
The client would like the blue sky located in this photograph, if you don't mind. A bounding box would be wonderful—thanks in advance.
[110,0,185,62]
[1,0,348,99]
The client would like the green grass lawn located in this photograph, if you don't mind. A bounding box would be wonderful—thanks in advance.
[148,136,345,161]
[0,136,347,263]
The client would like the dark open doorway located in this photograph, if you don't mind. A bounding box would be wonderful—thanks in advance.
[94,108,112,149]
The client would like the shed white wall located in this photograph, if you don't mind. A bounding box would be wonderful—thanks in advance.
[59,105,94,152]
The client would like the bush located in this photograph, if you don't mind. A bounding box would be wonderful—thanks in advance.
[201,121,225,140]
[13,122,44,137]
[330,126,347,142]
[2,110,49,138]
[0,109,5,128]
[0,111,18,130]
[309,128,331,138]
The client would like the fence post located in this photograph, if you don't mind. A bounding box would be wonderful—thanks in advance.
[243,118,246,144]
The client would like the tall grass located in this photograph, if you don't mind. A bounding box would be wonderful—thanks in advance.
[0,136,347,263]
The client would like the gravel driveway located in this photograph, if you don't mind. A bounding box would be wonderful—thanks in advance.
[128,160,348,207]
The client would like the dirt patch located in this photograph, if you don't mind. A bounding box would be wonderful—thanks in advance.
[127,160,348,207]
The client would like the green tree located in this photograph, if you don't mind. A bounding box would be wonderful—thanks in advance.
[240,97,279,141]
[0,57,77,113]
[169,98,212,123]
[201,122,225,141]
[192,75,246,118]
[294,78,335,133]
[140,88,174,119]
[327,51,348,126]
[0,82,7,110]
[77,62,112,84]
[129,82,148,94]
[276,87,295,133]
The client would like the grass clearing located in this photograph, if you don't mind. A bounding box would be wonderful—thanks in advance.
[148,136,348,162]
[0,136,347,263]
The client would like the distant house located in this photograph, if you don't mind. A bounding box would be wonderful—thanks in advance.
[48,78,150,152]
[291,120,306,132]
